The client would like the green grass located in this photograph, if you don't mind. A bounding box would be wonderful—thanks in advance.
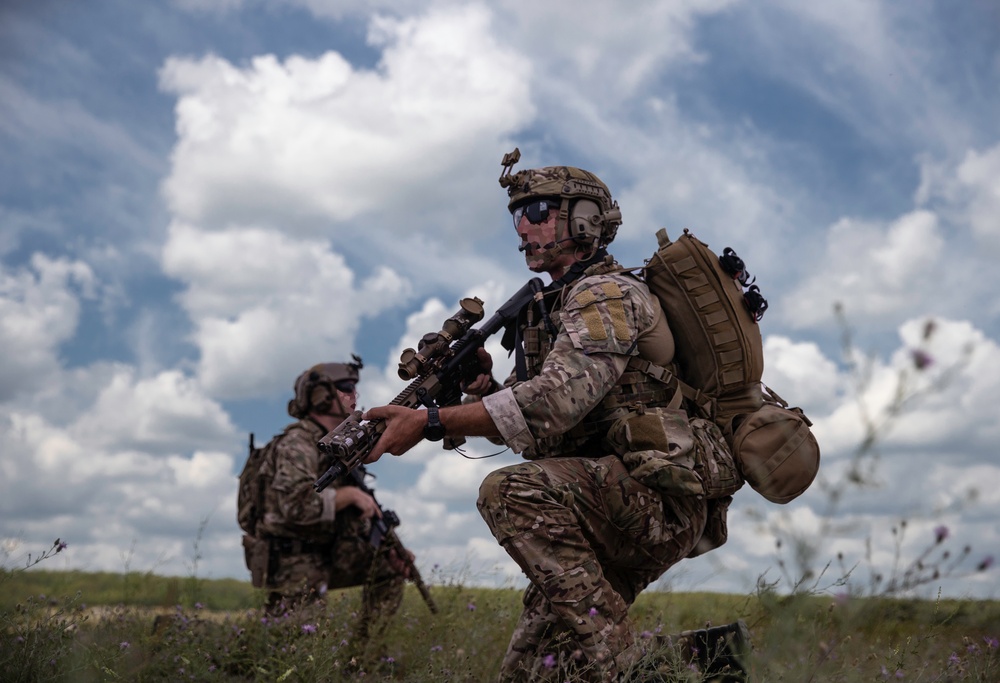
[2,569,998,681]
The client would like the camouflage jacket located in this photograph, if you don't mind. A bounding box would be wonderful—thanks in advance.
[482,257,674,459]
[257,417,340,541]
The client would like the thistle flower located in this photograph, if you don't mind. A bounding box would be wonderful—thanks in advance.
[934,525,949,544]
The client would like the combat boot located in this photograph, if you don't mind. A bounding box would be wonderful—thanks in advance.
[677,620,752,682]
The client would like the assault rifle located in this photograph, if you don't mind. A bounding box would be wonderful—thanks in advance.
[347,465,437,614]
[313,277,543,490]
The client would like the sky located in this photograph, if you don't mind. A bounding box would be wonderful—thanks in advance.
[2,0,998,601]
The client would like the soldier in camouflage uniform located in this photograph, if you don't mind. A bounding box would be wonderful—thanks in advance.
[256,358,411,640]
[365,153,750,682]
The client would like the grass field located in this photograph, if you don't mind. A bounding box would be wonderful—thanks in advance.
[2,569,998,682]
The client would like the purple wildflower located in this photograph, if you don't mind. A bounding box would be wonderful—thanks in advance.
[542,654,556,669]
[640,630,653,640]
[119,641,130,650]
[934,525,949,544]
[977,555,994,571]
[301,624,317,634]
[194,602,203,610]
[55,540,68,552]
[911,349,934,370]
[985,636,999,650]
[430,645,443,652]
[588,607,598,617]
[467,602,476,611]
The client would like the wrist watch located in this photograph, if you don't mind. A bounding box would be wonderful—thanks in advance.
[423,405,446,442]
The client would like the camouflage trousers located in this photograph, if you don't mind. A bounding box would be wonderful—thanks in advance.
[477,455,709,683]
[267,518,405,641]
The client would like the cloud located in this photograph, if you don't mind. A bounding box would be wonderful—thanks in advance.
[161,222,409,398]
[0,255,95,402]
[762,335,842,415]
[158,4,531,237]
[732,0,980,154]
[494,0,738,97]
[954,144,1000,248]
[69,366,237,454]
[781,209,945,330]
[1,363,240,578]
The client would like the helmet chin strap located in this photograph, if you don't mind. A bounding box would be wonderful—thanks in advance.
[520,206,582,270]
[314,390,351,422]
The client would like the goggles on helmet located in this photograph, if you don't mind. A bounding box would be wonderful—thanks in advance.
[512,199,560,228]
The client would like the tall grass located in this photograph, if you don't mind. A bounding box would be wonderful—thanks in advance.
[2,570,998,682]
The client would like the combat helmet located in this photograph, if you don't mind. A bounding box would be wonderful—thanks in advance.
[288,354,363,419]
[498,147,622,251]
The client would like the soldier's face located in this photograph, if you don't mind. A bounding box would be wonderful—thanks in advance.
[334,382,358,412]
[514,199,576,277]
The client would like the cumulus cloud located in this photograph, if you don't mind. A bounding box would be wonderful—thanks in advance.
[0,255,95,402]
[781,210,945,330]
[762,335,842,415]
[70,366,237,454]
[158,3,531,237]
[1,363,240,577]
[161,222,411,398]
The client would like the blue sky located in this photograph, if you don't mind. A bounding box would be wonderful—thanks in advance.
[2,0,999,599]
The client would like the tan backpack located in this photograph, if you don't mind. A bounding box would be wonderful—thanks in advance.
[640,228,820,504]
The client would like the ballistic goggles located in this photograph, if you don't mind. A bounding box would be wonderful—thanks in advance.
[333,380,357,394]
[512,199,561,227]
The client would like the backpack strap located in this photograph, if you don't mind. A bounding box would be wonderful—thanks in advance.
[627,356,715,418]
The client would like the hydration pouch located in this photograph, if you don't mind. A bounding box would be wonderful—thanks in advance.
[729,397,820,504]
[242,534,270,588]
[608,407,743,499]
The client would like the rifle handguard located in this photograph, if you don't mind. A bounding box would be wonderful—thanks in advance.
[314,410,382,492]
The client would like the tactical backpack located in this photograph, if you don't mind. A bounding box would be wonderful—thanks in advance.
[237,433,269,536]
[637,228,820,504]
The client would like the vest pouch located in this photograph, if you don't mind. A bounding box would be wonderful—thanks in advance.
[608,407,743,499]
[242,534,269,588]
[688,495,732,558]
[731,402,820,504]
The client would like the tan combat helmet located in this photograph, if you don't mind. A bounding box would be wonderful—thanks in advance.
[498,147,623,250]
[287,354,363,419]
